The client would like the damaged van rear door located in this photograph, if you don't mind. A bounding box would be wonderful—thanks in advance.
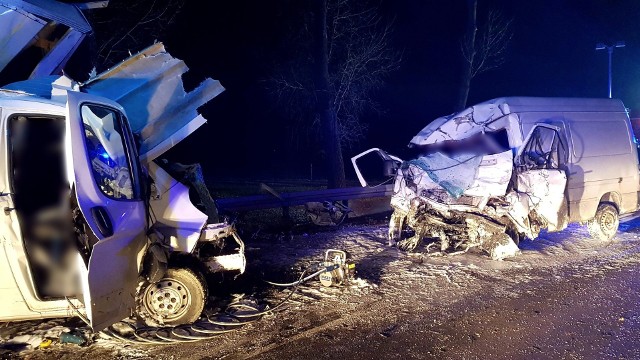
[67,90,147,331]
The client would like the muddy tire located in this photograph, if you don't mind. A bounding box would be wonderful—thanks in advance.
[587,203,619,241]
[135,268,206,326]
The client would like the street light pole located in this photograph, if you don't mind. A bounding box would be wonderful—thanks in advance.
[596,41,625,98]
[607,46,613,98]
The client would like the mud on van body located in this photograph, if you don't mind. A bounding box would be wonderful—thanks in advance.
[353,97,640,260]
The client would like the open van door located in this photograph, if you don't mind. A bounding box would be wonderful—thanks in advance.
[66,91,148,331]
[515,124,569,232]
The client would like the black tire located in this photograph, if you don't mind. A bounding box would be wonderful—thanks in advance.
[135,267,206,326]
[500,217,521,246]
[505,223,521,246]
[587,203,619,241]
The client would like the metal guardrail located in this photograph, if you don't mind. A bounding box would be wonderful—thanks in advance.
[215,184,394,213]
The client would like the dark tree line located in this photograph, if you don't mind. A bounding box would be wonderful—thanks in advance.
[272,0,400,188]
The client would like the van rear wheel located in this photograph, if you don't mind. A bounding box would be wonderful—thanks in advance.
[135,267,206,326]
[587,203,619,241]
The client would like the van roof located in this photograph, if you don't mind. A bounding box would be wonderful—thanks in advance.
[0,88,65,112]
[410,97,629,146]
[489,97,627,113]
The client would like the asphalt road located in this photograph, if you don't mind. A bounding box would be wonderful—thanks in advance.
[252,246,640,360]
[15,217,640,359]
[226,219,640,360]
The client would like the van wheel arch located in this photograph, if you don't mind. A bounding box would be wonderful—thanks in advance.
[167,252,209,280]
[599,192,621,213]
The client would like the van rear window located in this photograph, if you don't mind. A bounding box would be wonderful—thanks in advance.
[569,120,631,159]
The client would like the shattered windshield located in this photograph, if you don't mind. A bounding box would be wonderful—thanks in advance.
[402,129,512,199]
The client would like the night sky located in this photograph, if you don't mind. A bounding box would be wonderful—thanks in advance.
[42,1,640,180]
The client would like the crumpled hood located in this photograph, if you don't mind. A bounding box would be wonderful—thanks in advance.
[0,0,93,82]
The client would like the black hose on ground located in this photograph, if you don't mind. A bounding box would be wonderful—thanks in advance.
[98,269,312,344]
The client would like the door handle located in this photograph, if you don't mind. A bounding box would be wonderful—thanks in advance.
[91,206,114,237]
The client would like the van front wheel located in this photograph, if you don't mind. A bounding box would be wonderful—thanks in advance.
[587,203,619,241]
[135,267,206,326]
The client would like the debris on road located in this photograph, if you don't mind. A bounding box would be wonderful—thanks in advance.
[59,330,87,346]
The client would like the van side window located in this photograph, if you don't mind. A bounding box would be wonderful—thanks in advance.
[80,105,134,200]
[521,126,563,170]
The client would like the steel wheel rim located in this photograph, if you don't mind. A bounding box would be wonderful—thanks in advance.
[601,211,618,235]
[143,277,191,322]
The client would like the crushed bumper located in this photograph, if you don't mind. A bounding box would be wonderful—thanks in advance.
[197,223,246,274]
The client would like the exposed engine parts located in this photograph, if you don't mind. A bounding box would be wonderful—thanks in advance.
[390,197,520,260]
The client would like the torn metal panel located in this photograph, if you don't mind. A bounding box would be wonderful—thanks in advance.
[1,0,92,33]
[515,169,568,232]
[148,162,208,253]
[464,150,513,198]
[160,161,219,222]
[464,216,519,260]
[81,43,225,162]
[0,0,92,80]
[29,28,84,78]
[75,1,109,10]
[205,253,246,273]
[0,5,46,73]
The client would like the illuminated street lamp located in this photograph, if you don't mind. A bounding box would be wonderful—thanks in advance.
[595,41,625,98]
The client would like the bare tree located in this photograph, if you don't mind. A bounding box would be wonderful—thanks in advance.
[456,0,512,111]
[272,0,400,188]
[86,0,185,70]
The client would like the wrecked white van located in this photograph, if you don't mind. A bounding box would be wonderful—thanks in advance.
[353,97,639,260]
[0,44,245,331]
